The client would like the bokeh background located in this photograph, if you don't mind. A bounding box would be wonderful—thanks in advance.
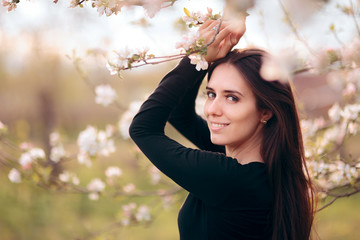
[1,0,360,239]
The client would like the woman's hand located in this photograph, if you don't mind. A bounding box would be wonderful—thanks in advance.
[198,16,246,63]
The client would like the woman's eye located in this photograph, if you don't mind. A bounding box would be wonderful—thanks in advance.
[227,95,239,102]
[206,91,216,99]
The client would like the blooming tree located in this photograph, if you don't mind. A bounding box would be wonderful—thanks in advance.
[1,0,360,238]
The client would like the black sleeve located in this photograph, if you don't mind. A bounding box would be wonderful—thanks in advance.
[129,57,236,206]
[168,69,225,153]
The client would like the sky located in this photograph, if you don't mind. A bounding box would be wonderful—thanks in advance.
[0,0,358,69]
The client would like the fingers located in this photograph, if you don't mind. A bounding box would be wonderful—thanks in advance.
[199,19,213,31]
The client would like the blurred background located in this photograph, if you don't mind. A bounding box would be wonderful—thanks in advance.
[1,0,360,239]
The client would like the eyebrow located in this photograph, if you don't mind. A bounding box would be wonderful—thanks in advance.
[206,86,244,97]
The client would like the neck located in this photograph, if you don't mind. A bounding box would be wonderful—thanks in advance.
[225,134,263,165]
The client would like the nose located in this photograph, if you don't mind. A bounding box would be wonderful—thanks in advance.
[205,98,222,117]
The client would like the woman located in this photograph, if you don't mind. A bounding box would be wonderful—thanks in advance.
[129,18,315,240]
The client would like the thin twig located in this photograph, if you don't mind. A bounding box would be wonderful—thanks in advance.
[349,0,360,37]
[317,186,360,212]
[278,0,314,55]
[330,25,345,47]
[206,18,223,47]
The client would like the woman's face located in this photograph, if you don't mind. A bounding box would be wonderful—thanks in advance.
[204,63,265,148]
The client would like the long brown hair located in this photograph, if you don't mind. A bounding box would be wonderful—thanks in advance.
[207,48,316,240]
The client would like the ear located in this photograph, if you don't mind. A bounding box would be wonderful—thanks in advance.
[260,109,273,122]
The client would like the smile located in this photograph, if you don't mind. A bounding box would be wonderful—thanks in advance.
[209,122,230,131]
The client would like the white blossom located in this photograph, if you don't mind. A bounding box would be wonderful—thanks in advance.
[8,168,21,183]
[50,144,66,163]
[19,148,45,169]
[105,166,122,178]
[95,84,117,107]
[50,132,60,146]
[106,48,133,74]
[19,153,33,169]
[94,0,123,17]
[59,171,70,182]
[182,10,209,27]
[77,125,115,159]
[97,131,115,156]
[29,148,45,159]
[340,104,360,121]
[119,101,142,139]
[88,192,100,200]
[78,126,98,156]
[123,183,136,193]
[328,103,341,122]
[87,178,106,193]
[189,54,208,71]
[121,202,137,225]
[135,205,151,222]
[348,122,359,135]
[175,32,199,52]
[77,152,92,167]
[149,166,161,185]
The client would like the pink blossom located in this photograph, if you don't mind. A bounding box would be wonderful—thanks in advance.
[342,82,357,97]
[260,51,296,82]
[143,0,164,18]
[189,54,208,71]
[2,0,17,12]
[175,32,199,52]
[343,37,360,66]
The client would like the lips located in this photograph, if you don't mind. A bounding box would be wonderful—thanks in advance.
[209,121,230,131]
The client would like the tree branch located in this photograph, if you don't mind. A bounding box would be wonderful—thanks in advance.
[317,186,360,212]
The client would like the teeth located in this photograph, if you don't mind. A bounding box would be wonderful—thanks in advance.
[212,123,228,127]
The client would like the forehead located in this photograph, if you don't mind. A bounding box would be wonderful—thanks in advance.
[208,63,252,94]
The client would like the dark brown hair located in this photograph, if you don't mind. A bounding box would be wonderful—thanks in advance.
[207,48,316,240]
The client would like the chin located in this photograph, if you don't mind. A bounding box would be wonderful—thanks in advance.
[210,136,227,146]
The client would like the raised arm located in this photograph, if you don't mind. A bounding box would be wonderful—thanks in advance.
[129,18,246,205]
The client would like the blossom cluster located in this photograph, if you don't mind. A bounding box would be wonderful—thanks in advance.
[308,160,359,190]
[87,178,106,200]
[95,84,118,106]
[49,132,67,163]
[2,0,17,12]
[8,145,46,184]
[19,147,46,170]
[68,0,170,18]
[182,7,221,28]
[175,31,208,71]
[106,47,155,75]
[302,101,360,192]
[77,125,116,167]
[121,203,151,226]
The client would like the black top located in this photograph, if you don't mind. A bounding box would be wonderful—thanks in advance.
[129,57,272,240]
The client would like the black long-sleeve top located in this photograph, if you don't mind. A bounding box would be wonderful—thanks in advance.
[129,57,272,240]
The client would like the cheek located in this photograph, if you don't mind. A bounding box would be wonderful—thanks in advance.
[203,100,210,117]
